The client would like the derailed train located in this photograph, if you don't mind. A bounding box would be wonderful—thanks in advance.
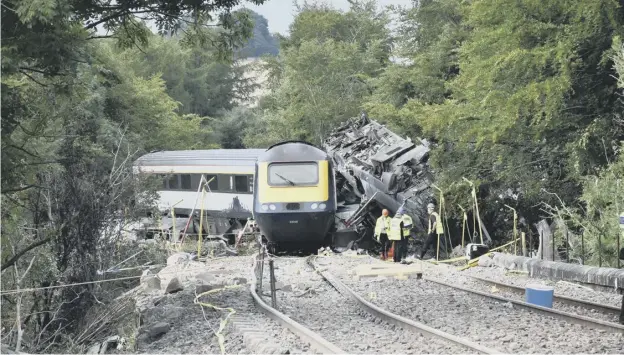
[253,115,435,252]
[252,141,337,252]
[132,115,435,252]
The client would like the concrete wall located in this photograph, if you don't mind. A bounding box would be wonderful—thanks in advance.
[491,253,624,290]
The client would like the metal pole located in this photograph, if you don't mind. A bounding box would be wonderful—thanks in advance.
[458,205,467,248]
[566,229,569,263]
[540,230,544,260]
[197,187,206,258]
[598,234,602,267]
[269,259,277,308]
[529,229,533,258]
[581,231,585,265]
[257,244,264,293]
[521,232,527,257]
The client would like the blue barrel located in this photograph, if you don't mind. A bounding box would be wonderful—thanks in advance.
[525,283,554,308]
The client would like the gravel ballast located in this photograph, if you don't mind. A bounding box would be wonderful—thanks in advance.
[262,256,467,354]
[135,255,307,354]
[318,255,624,354]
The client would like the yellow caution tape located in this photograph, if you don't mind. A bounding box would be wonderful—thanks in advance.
[194,285,242,354]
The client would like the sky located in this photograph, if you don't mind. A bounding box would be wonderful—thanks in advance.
[240,0,414,35]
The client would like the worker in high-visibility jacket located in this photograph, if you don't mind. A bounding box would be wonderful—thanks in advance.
[390,208,413,262]
[398,208,413,262]
[420,203,444,259]
[374,209,392,260]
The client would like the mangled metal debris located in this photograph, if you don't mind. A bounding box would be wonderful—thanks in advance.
[323,114,435,248]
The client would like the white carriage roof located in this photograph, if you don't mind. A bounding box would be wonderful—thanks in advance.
[134,149,266,167]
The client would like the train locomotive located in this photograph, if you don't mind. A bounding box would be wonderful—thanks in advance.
[252,141,337,252]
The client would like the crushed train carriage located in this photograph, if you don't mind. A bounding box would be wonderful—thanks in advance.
[322,115,436,250]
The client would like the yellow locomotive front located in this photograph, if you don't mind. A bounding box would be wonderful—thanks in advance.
[253,141,337,252]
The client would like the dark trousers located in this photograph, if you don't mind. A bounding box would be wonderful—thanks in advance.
[420,232,438,259]
[392,241,400,262]
[379,233,389,259]
[400,236,408,260]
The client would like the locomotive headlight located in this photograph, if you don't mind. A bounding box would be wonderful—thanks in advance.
[311,203,318,210]
[319,203,327,210]
[261,204,268,211]
[269,204,277,211]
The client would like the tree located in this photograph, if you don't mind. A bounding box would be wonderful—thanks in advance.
[363,0,624,243]
[119,35,259,117]
[237,10,280,58]
[245,0,392,146]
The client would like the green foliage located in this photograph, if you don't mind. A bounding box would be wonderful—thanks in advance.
[360,0,624,250]
[245,0,392,146]
[1,0,266,350]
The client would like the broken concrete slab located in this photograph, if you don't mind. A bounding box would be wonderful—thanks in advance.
[142,274,161,292]
[491,252,624,290]
[165,277,183,294]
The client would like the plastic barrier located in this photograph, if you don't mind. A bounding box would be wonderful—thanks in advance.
[525,283,554,308]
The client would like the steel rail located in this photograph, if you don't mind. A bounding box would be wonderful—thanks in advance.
[249,253,344,354]
[423,276,624,334]
[308,256,502,354]
[469,275,621,317]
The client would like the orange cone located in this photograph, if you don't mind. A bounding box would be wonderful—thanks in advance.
[388,243,394,260]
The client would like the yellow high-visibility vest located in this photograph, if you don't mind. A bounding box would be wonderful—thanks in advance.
[401,214,413,237]
[374,216,392,240]
[428,211,444,234]
[389,216,403,241]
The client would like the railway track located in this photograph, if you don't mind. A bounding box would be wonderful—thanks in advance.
[249,253,340,354]
[467,275,621,323]
[307,256,501,354]
[321,256,624,354]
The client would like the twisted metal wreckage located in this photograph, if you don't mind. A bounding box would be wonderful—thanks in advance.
[323,114,440,252]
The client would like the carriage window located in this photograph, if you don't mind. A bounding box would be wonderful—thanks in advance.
[217,175,232,191]
[167,174,179,190]
[234,176,249,192]
[204,174,218,191]
[180,174,191,190]
[268,163,319,186]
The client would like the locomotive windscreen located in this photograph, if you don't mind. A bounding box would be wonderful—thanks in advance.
[268,162,319,186]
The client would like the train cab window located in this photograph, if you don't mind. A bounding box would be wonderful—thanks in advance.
[180,174,191,190]
[167,174,179,190]
[204,174,218,191]
[217,175,232,192]
[234,176,249,193]
[268,163,319,186]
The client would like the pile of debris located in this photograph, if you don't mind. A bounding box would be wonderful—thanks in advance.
[324,114,435,247]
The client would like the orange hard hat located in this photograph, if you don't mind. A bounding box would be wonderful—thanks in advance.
[382,209,389,216]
